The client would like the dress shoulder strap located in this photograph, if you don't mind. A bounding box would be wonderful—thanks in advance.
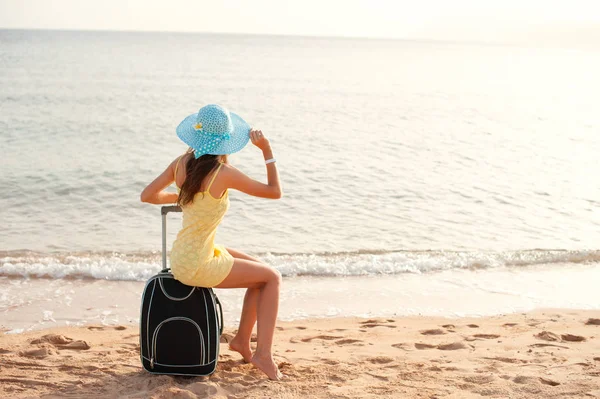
[206,163,223,192]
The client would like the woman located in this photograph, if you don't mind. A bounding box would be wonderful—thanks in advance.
[140,104,283,380]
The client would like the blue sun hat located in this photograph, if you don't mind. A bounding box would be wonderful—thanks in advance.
[176,104,251,159]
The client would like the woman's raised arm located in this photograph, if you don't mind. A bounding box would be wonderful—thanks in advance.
[140,158,180,204]
[223,129,282,199]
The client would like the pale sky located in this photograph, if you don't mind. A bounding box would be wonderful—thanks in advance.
[1,0,599,43]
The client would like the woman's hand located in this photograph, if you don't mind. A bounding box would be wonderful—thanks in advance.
[250,129,270,151]
[222,128,281,199]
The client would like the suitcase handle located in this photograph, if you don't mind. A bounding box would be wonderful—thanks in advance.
[161,206,182,269]
[161,205,182,216]
[161,205,225,336]
[215,295,224,336]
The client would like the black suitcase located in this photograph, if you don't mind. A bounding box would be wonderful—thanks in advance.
[139,205,224,376]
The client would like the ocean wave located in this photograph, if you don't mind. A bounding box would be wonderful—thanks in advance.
[1,249,599,281]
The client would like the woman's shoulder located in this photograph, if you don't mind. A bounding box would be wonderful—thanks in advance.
[219,162,244,178]
[219,162,235,173]
[178,151,193,163]
[174,152,193,170]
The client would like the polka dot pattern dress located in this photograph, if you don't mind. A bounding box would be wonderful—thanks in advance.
[169,163,234,287]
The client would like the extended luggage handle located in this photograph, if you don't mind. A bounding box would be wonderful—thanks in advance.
[215,296,224,335]
[161,206,182,270]
[161,205,224,335]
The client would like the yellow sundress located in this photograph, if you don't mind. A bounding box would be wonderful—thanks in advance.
[170,160,234,287]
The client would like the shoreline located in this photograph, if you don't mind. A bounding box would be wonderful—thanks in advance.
[2,264,600,334]
[1,309,599,398]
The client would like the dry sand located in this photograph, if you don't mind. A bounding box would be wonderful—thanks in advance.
[1,309,599,398]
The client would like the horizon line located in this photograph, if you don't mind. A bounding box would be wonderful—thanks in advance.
[0,26,509,47]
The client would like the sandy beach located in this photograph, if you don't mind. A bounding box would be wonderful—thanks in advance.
[1,309,599,398]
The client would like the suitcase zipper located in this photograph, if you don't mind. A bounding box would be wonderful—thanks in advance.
[151,317,206,366]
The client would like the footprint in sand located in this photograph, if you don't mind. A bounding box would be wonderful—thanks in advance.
[59,341,91,350]
[414,342,468,350]
[502,323,518,327]
[30,334,90,350]
[334,339,363,345]
[328,374,348,383]
[361,323,397,329]
[0,348,11,354]
[534,331,561,342]
[366,372,390,381]
[415,343,437,350]
[513,375,538,385]
[361,319,379,324]
[539,377,561,386]
[467,324,479,329]
[295,326,307,330]
[463,375,496,384]
[534,331,586,342]
[391,343,412,351]
[513,375,560,386]
[31,334,72,345]
[442,324,455,330]
[437,342,470,351]
[366,356,394,364]
[585,318,600,326]
[300,335,344,343]
[87,325,126,331]
[529,343,569,349]
[472,334,501,339]
[484,357,528,364]
[19,345,57,358]
[420,329,446,335]
[359,319,397,328]
[561,334,586,342]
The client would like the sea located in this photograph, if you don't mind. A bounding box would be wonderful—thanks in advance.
[1,29,599,333]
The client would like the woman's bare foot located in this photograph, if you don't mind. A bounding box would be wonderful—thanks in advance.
[228,335,252,363]
[251,353,283,380]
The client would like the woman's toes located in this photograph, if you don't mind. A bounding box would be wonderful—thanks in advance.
[251,354,282,381]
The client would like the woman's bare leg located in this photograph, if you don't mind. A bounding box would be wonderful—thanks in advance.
[226,247,262,263]
[226,248,262,362]
[229,287,259,362]
[216,257,282,380]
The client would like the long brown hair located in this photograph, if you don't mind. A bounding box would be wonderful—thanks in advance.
[177,150,228,206]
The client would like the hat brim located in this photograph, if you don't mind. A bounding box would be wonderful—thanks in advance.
[176,112,251,156]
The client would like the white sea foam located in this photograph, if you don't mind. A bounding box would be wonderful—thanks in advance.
[1,249,598,281]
